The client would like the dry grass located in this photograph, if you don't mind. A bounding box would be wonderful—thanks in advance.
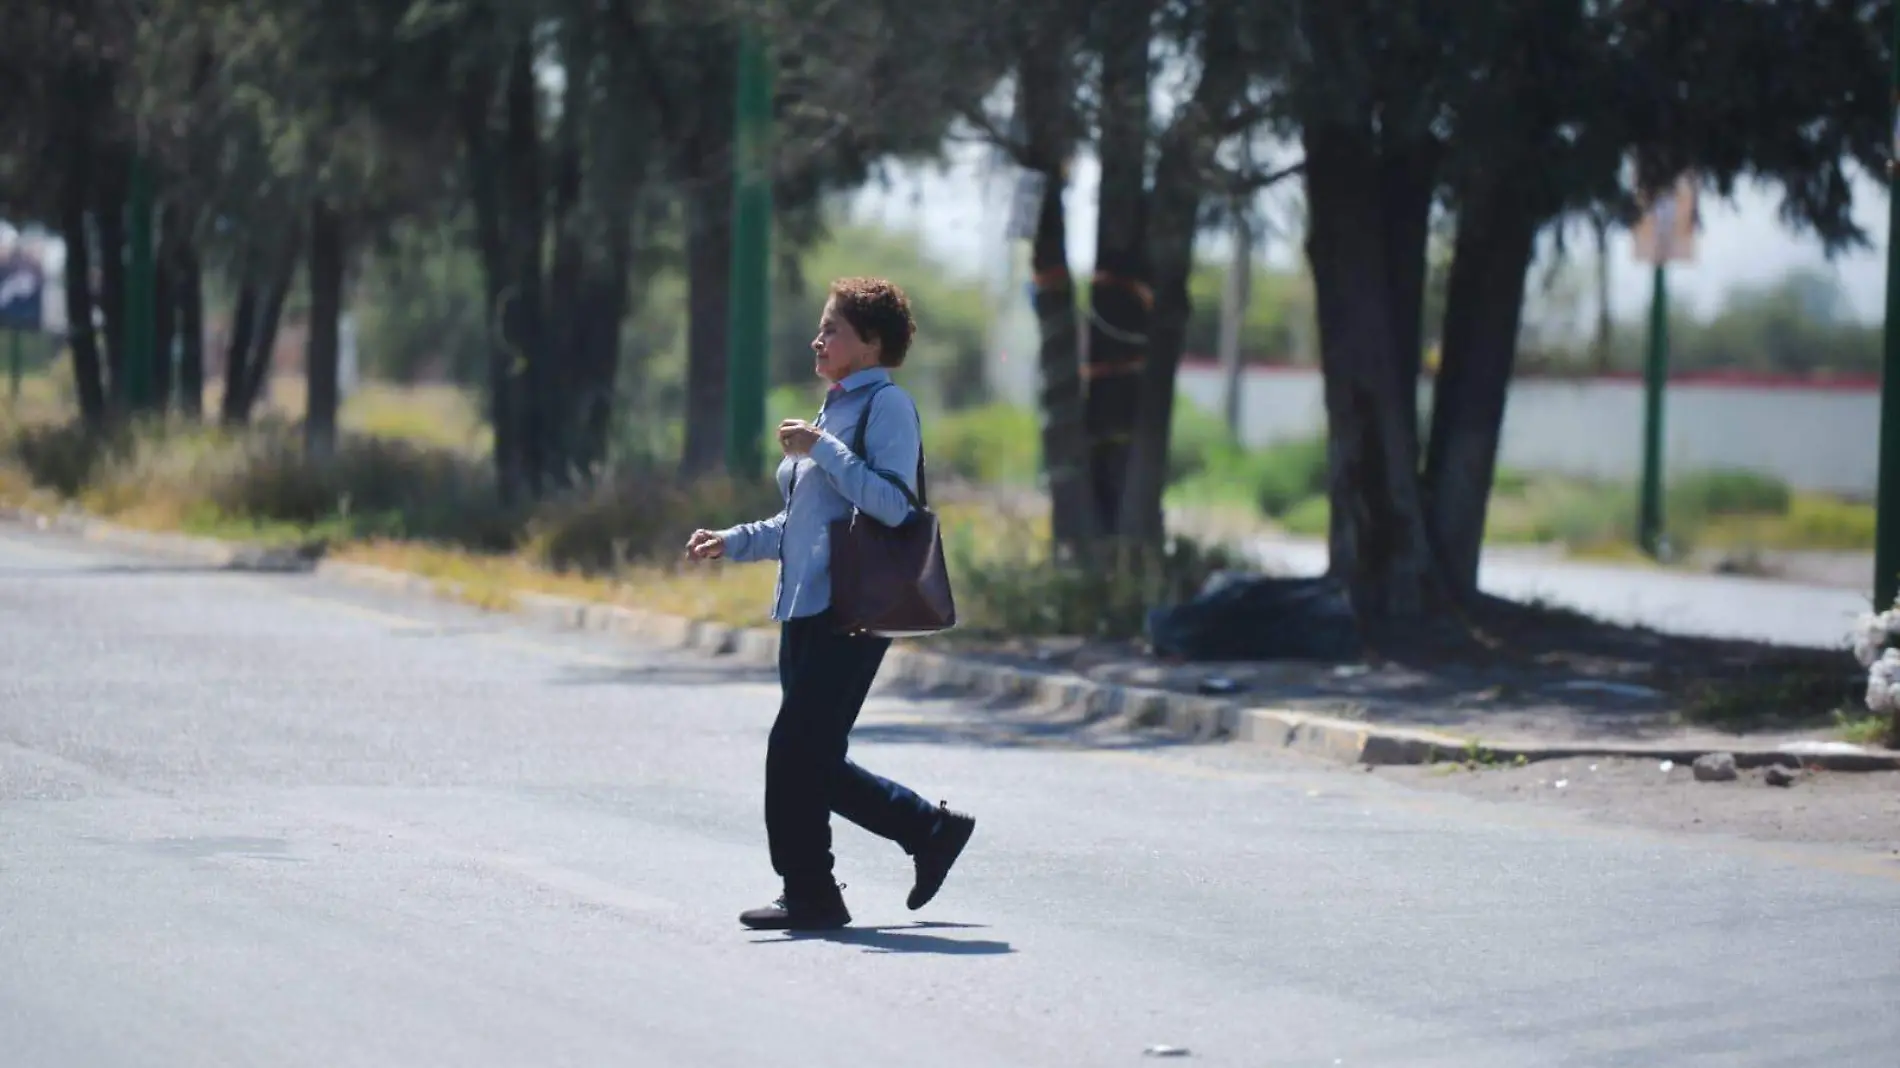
[334,539,778,626]
[1,389,1233,641]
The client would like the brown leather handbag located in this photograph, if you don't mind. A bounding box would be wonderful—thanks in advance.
[829,383,958,638]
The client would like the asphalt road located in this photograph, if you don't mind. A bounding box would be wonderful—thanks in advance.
[4,527,1899,1068]
[1253,538,1872,650]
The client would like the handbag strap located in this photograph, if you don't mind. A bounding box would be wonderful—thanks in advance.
[851,381,929,510]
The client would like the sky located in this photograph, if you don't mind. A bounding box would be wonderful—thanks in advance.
[846,138,1895,329]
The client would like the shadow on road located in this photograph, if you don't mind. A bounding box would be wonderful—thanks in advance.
[753,922,1013,956]
[852,717,1193,753]
[551,663,779,687]
[857,685,1197,753]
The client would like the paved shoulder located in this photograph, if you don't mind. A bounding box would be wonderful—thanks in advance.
[1254,537,1870,648]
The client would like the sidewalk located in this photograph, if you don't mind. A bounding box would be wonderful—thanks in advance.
[1249,536,1872,651]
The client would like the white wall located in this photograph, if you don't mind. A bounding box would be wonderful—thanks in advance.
[994,347,1882,498]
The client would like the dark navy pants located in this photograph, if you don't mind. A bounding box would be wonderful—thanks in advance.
[768,610,940,892]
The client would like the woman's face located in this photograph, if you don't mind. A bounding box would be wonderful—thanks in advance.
[811,298,880,384]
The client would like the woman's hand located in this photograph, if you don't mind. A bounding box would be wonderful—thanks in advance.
[777,419,821,456]
[685,529,726,561]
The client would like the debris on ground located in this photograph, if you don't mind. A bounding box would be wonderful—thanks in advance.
[1693,752,1740,782]
[1387,755,1900,851]
[1196,675,1241,696]
[1764,764,1802,788]
[1146,573,1361,662]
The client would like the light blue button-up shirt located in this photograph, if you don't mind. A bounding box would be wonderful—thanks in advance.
[716,367,922,622]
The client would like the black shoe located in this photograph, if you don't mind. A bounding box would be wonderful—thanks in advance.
[907,804,975,911]
[739,882,852,931]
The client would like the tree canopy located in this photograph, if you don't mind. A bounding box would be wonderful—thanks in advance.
[0,0,1890,626]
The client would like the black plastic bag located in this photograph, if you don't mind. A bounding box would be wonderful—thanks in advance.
[1145,572,1362,662]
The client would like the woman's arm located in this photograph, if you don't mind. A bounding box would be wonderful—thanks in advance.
[807,389,920,527]
[715,510,789,563]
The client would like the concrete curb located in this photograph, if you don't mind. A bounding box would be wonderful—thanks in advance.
[1,507,320,572]
[9,507,1900,773]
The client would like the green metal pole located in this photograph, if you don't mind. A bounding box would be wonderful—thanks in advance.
[1638,262,1668,557]
[1875,10,1900,610]
[124,155,156,412]
[725,25,772,481]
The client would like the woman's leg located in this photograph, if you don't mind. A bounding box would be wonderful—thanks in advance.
[819,625,976,912]
[821,630,940,850]
[764,613,938,892]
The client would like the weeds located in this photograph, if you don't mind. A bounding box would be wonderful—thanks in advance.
[892,398,1875,557]
[945,505,1241,640]
[0,412,1241,643]
[1681,661,1871,736]
[1833,709,1896,748]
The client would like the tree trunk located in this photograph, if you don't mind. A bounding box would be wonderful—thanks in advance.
[542,25,589,486]
[152,207,177,414]
[1379,138,1438,451]
[681,158,733,479]
[1303,123,1442,621]
[1116,151,1202,546]
[1084,0,1153,536]
[1116,16,1247,546]
[1423,190,1540,599]
[219,282,259,426]
[94,161,128,414]
[1016,29,1091,550]
[1030,171,1093,550]
[577,213,633,474]
[458,71,527,503]
[1592,213,1612,373]
[176,232,204,419]
[234,242,297,422]
[1217,216,1253,438]
[304,199,344,461]
[502,35,548,495]
[58,134,107,429]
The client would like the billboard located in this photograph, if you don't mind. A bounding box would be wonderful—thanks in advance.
[0,243,44,332]
[1631,174,1699,266]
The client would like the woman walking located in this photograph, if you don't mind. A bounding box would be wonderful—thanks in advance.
[686,276,975,931]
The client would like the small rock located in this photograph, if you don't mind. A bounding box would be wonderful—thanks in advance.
[1692,753,1739,783]
[1553,779,1568,789]
[1764,765,1801,788]
[1659,760,1675,773]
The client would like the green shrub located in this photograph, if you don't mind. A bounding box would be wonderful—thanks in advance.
[1668,469,1792,520]
[949,528,1242,640]
[1491,467,1532,497]
[1168,403,1239,484]
[6,420,121,496]
[1779,495,1876,550]
[1279,494,1330,536]
[525,470,781,574]
[1252,437,1330,516]
[925,403,1042,486]
[1535,483,1632,545]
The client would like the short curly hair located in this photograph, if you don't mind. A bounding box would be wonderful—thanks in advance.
[828,276,916,367]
